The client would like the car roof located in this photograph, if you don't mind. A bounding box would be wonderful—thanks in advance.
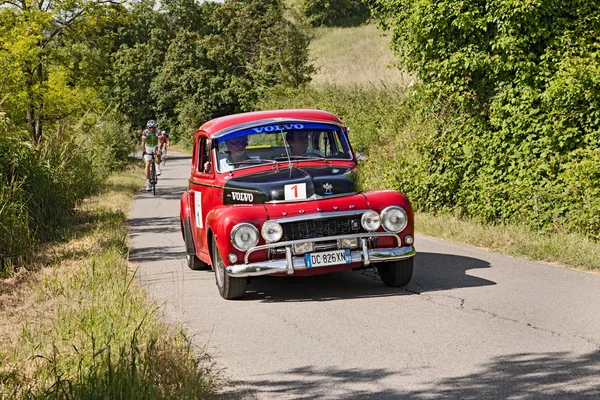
[199,109,344,138]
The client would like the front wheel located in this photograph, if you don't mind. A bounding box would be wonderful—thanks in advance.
[377,258,414,287]
[211,237,247,300]
[150,161,157,196]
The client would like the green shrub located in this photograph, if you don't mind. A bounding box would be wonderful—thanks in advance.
[364,0,600,239]
[301,0,370,27]
[260,76,600,240]
[0,117,117,272]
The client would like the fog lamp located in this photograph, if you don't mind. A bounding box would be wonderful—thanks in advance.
[261,221,283,243]
[228,253,238,264]
[404,234,414,245]
[361,210,381,232]
[338,237,359,249]
[292,242,315,254]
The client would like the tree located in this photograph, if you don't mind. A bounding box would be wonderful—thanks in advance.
[0,0,124,143]
[149,0,314,139]
[301,0,369,27]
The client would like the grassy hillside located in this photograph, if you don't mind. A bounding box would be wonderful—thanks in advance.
[309,24,412,86]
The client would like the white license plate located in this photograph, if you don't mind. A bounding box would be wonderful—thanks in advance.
[304,249,352,268]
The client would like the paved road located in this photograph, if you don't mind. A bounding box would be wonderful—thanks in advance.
[129,152,600,399]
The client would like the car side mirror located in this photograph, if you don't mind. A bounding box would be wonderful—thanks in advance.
[355,149,368,162]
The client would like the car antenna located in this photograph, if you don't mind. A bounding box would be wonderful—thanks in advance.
[278,128,293,173]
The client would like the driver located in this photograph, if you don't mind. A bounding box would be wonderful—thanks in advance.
[225,135,250,163]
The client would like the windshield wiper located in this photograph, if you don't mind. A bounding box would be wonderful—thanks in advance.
[273,155,319,161]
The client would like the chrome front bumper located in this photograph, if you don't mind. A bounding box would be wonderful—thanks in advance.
[225,233,415,277]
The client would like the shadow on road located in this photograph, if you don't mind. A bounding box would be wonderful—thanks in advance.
[411,251,495,293]
[223,350,600,399]
[241,252,494,302]
[129,245,184,263]
[129,216,181,236]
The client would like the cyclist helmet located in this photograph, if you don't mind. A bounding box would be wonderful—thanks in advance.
[146,120,157,128]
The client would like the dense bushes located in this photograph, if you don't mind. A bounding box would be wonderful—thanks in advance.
[357,0,600,238]
[260,73,600,239]
[300,0,370,27]
[0,114,135,274]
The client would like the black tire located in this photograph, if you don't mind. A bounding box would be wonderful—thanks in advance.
[151,161,157,196]
[187,254,208,270]
[183,217,209,271]
[150,162,156,195]
[211,237,247,300]
[377,258,414,287]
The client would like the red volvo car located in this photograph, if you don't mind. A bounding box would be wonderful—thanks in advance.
[180,109,415,299]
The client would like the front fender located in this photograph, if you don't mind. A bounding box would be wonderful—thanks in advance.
[364,190,414,236]
[206,204,268,265]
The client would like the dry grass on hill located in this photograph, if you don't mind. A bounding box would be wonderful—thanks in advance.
[309,24,413,87]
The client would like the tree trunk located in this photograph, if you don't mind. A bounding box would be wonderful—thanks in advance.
[25,69,37,143]
[25,63,43,144]
[35,62,43,143]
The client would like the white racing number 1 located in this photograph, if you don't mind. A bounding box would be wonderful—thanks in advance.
[284,183,307,200]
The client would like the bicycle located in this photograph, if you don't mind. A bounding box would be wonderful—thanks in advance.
[148,152,158,196]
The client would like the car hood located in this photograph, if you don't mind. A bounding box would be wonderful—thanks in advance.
[223,166,356,204]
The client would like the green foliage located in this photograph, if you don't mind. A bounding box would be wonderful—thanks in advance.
[301,0,370,27]
[365,0,600,239]
[148,0,314,141]
[0,110,135,272]
[108,0,314,141]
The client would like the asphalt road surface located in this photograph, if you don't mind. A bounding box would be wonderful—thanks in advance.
[129,152,600,399]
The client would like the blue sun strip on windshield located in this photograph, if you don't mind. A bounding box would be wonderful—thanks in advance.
[214,123,343,143]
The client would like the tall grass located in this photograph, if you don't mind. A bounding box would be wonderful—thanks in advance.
[0,169,219,399]
[0,113,136,275]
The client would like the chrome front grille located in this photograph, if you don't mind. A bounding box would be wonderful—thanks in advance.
[281,215,363,241]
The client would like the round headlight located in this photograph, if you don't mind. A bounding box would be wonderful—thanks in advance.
[381,206,408,233]
[361,210,381,232]
[261,221,283,243]
[230,223,259,251]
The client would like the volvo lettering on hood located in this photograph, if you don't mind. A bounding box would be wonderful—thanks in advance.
[231,192,254,202]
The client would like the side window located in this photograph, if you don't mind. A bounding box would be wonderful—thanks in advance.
[197,137,212,174]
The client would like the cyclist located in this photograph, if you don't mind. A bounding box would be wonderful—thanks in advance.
[141,120,162,191]
[159,130,170,160]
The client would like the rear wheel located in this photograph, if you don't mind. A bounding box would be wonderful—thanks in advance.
[187,254,208,270]
[377,258,414,287]
[212,237,247,300]
[183,217,209,271]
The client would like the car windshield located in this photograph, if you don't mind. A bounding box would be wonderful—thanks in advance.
[214,123,353,173]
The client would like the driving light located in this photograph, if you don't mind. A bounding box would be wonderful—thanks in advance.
[361,210,381,232]
[381,206,408,233]
[293,242,314,254]
[261,221,283,243]
[338,237,359,249]
[230,223,259,251]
